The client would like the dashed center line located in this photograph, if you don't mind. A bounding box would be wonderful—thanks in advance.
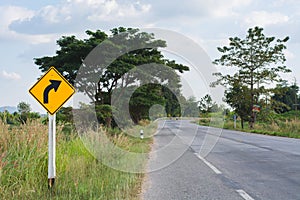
[236,189,255,200]
[194,153,222,174]
[194,153,255,200]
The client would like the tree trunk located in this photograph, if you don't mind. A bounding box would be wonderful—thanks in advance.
[105,117,112,128]
[241,118,244,129]
[249,69,254,129]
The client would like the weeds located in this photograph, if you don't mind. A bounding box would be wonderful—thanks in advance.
[0,119,155,199]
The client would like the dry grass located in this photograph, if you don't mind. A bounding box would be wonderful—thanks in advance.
[0,119,155,199]
[222,118,300,138]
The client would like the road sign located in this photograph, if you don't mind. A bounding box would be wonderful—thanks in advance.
[29,66,75,115]
[252,105,261,113]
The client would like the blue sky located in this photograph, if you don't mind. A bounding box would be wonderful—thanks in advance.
[0,0,299,113]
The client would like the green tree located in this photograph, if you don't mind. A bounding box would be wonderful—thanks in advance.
[272,81,299,113]
[17,102,31,113]
[17,102,31,124]
[182,96,199,117]
[129,83,165,123]
[212,26,291,128]
[35,27,188,126]
[198,94,219,114]
[56,107,73,123]
[224,80,252,128]
[162,86,182,117]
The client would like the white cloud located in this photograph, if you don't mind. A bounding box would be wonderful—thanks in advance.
[9,0,152,35]
[87,0,151,21]
[210,0,252,17]
[272,0,300,6]
[1,70,21,80]
[0,6,34,29]
[0,5,58,44]
[244,11,289,27]
[0,5,33,37]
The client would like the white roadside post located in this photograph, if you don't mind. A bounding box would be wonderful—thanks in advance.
[48,113,56,189]
[140,129,144,139]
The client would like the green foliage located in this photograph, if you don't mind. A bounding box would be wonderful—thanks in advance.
[17,102,31,114]
[272,82,300,113]
[56,107,73,124]
[198,94,219,114]
[129,83,165,123]
[199,110,300,138]
[163,86,181,117]
[182,96,199,117]
[224,80,252,128]
[212,26,291,128]
[95,104,113,127]
[34,27,189,127]
[0,107,40,126]
[17,102,32,124]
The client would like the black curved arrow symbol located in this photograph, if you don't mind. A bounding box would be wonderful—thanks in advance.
[43,80,62,104]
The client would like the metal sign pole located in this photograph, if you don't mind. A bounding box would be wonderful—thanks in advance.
[48,113,56,189]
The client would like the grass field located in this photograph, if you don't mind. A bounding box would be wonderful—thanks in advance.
[0,119,154,199]
[198,111,300,138]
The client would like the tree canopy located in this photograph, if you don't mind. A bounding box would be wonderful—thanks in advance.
[212,26,291,128]
[34,27,189,126]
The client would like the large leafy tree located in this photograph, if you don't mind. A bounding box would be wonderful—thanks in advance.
[35,27,188,126]
[212,26,291,128]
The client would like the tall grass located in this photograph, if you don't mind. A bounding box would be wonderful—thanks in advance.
[0,119,154,199]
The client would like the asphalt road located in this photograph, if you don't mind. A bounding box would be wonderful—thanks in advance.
[142,120,300,200]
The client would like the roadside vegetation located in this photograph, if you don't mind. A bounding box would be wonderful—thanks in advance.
[0,116,154,200]
[198,110,300,139]
[195,26,300,139]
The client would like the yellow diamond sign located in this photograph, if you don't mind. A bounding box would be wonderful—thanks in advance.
[29,66,75,115]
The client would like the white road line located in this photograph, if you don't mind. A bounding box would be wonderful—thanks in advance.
[236,189,255,200]
[194,153,222,174]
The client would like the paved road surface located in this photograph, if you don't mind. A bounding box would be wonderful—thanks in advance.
[142,120,300,200]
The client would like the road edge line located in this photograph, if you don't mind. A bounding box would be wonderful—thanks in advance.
[194,153,222,174]
[236,189,255,200]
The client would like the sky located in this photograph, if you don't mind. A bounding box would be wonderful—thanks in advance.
[0,0,300,113]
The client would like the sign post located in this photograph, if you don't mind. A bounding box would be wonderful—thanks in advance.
[48,113,56,189]
[29,66,75,189]
[233,114,237,129]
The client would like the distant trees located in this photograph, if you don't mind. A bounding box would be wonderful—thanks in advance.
[17,102,31,114]
[17,102,31,123]
[0,102,40,125]
[212,26,291,128]
[198,94,219,114]
[182,96,199,117]
[272,81,300,113]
